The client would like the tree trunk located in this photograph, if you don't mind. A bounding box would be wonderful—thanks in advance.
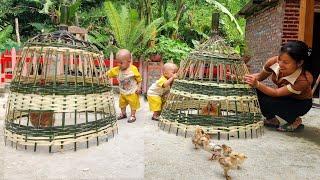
[171,1,185,39]
[158,0,163,17]
[138,0,144,19]
[143,0,152,25]
[174,1,185,22]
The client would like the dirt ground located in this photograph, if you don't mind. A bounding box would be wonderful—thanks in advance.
[0,92,319,180]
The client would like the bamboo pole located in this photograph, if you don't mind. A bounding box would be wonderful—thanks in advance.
[312,74,320,95]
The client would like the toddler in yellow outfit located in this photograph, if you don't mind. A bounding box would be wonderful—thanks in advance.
[147,63,178,120]
[107,49,142,123]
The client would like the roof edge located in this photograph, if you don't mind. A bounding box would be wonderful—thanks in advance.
[237,0,279,18]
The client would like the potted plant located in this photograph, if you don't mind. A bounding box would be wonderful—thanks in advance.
[144,47,162,62]
[151,36,192,64]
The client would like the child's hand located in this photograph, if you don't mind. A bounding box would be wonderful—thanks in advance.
[136,88,142,94]
[163,92,169,99]
[172,73,178,79]
[226,72,236,80]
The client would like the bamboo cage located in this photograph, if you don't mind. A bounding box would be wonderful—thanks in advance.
[4,31,118,152]
[159,35,264,139]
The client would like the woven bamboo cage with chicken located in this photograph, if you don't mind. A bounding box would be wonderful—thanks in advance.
[159,35,264,139]
[4,30,117,152]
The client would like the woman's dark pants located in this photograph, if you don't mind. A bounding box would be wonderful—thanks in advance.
[256,90,312,123]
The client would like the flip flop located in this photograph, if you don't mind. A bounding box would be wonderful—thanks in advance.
[127,115,136,123]
[151,116,159,121]
[117,114,127,120]
[277,123,304,132]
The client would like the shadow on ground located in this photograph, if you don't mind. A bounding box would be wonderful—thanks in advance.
[285,126,320,146]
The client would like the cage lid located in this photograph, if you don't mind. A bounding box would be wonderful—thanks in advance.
[190,35,241,60]
[24,30,100,54]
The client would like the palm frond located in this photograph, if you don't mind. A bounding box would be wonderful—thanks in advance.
[29,23,55,33]
[127,19,145,53]
[126,9,140,48]
[68,0,82,24]
[120,5,130,48]
[0,25,13,44]
[104,1,124,47]
[39,0,54,14]
[141,18,164,46]
[157,21,179,32]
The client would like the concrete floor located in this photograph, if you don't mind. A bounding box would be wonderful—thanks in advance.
[0,93,319,180]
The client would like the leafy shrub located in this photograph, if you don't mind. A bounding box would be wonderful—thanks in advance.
[145,35,192,64]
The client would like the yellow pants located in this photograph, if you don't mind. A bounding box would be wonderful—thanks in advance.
[147,95,165,112]
[119,93,140,110]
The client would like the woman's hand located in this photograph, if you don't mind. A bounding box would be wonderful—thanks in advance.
[244,74,259,88]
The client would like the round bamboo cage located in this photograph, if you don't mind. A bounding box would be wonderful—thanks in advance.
[4,31,117,152]
[159,35,264,139]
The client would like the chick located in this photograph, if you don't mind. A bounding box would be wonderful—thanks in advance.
[200,135,222,160]
[218,152,248,180]
[218,152,239,180]
[192,127,205,149]
[30,111,55,128]
[201,103,218,116]
[221,144,233,157]
[233,152,247,169]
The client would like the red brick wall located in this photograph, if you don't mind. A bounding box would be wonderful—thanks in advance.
[282,0,300,44]
[245,1,285,74]
[245,0,320,75]
[316,1,320,10]
[282,0,320,44]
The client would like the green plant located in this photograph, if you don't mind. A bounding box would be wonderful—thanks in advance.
[57,0,82,26]
[104,1,164,58]
[206,0,243,35]
[87,30,116,57]
[0,25,19,53]
[146,35,191,64]
[29,22,55,33]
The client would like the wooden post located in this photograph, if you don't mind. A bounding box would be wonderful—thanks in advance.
[110,52,114,86]
[15,18,21,46]
[0,53,2,85]
[11,48,16,77]
[211,13,220,35]
[139,57,143,92]
[143,61,148,93]
[298,0,315,47]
